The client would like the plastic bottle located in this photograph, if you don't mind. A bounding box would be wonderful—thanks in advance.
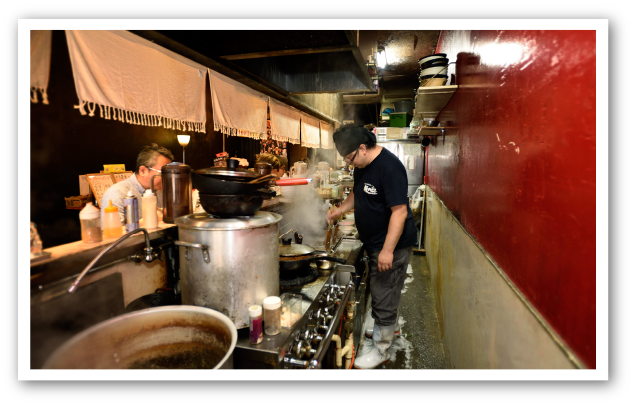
[79,202,102,244]
[142,189,158,229]
[102,200,123,239]
[263,296,281,336]
[123,191,139,233]
[249,305,263,344]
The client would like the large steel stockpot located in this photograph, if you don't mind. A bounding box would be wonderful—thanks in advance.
[175,211,282,329]
[43,306,237,369]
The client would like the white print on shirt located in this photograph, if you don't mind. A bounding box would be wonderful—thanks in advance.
[364,183,378,195]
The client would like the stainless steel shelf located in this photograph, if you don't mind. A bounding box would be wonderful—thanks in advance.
[414,85,458,119]
[417,127,458,136]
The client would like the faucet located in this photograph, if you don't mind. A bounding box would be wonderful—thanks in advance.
[67,228,160,293]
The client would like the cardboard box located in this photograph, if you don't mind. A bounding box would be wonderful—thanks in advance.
[65,194,93,210]
[377,127,407,140]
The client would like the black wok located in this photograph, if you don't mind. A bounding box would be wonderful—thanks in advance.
[192,172,273,195]
[280,254,346,273]
[199,189,276,217]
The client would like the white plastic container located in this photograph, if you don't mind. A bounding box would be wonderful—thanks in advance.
[142,189,158,229]
[263,296,281,336]
[79,202,102,244]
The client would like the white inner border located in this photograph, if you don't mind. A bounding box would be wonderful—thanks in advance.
[19,18,607,382]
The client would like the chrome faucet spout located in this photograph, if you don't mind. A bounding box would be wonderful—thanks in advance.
[68,228,152,293]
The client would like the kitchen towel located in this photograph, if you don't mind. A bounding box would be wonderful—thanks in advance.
[269,98,301,144]
[208,68,268,139]
[300,113,321,148]
[30,30,52,104]
[65,30,207,133]
[320,121,334,149]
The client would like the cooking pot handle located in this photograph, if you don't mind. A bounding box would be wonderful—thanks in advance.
[174,241,210,263]
[307,256,347,264]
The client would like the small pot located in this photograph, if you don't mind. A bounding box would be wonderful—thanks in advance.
[313,250,337,270]
[255,162,272,176]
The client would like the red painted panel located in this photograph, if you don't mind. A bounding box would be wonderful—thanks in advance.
[431,30,596,368]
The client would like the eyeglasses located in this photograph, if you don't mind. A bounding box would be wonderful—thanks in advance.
[145,166,162,174]
[345,149,359,164]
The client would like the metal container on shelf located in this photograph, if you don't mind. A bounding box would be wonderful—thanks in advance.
[175,211,282,329]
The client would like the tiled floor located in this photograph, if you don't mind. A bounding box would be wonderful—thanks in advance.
[357,254,447,369]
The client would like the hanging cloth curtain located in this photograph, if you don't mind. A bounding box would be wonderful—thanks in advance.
[301,113,321,148]
[269,98,301,144]
[320,121,334,149]
[208,69,268,140]
[30,30,52,104]
[65,30,207,133]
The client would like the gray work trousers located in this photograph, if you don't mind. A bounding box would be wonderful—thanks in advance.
[367,246,413,326]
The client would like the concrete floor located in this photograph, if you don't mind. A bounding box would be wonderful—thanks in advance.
[357,253,447,369]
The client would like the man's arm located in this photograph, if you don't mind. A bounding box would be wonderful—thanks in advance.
[377,204,408,272]
[326,190,354,224]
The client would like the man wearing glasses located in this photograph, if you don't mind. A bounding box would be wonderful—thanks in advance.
[327,125,417,369]
[100,143,174,227]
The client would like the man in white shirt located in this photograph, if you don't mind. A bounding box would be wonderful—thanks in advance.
[100,144,174,227]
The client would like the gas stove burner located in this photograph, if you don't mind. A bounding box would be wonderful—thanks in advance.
[280,268,319,288]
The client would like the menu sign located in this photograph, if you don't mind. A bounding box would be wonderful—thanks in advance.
[86,173,115,207]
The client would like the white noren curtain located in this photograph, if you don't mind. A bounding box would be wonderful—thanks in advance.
[65,30,207,133]
[301,113,321,148]
[269,98,301,144]
[208,69,268,140]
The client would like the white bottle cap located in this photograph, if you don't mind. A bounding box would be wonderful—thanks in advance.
[79,202,100,219]
[143,189,155,197]
[249,305,262,318]
[263,296,281,310]
[127,191,133,197]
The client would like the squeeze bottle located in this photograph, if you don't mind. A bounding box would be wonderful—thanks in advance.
[102,200,123,239]
[142,189,158,229]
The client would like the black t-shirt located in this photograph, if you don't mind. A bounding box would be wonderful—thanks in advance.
[352,147,418,253]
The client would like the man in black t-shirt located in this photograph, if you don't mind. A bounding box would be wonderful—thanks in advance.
[327,125,417,369]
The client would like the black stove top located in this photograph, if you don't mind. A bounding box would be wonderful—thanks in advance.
[279,267,319,289]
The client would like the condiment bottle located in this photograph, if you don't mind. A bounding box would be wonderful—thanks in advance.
[263,296,281,336]
[123,191,139,233]
[249,305,263,344]
[79,202,102,244]
[142,189,158,229]
[102,200,123,239]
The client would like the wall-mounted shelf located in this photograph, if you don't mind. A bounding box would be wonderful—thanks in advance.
[417,127,458,136]
[414,85,458,119]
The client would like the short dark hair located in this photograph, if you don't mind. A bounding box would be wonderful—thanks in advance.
[335,124,377,152]
[135,144,174,173]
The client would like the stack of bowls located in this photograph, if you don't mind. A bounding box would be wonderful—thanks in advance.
[418,53,449,87]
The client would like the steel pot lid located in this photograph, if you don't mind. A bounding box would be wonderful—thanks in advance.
[175,211,282,230]
[279,243,315,257]
[193,166,260,181]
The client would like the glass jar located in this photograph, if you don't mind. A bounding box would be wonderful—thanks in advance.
[281,293,302,329]
[263,296,281,336]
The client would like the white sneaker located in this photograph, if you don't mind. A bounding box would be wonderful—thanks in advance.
[354,323,395,369]
[365,311,401,339]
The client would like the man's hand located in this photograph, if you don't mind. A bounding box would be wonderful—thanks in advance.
[326,207,342,225]
[378,249,394,272]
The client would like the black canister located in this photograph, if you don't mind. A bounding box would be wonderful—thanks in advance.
[161,162,192,223]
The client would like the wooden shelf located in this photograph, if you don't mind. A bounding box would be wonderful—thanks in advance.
[414,85,458,119]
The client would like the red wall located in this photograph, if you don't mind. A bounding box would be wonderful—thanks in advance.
[431,30,596,368]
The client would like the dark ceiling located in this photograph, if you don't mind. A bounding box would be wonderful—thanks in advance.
[132,30,440,107]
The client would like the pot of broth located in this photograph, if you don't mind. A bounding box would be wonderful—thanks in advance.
[42,306,237,369]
